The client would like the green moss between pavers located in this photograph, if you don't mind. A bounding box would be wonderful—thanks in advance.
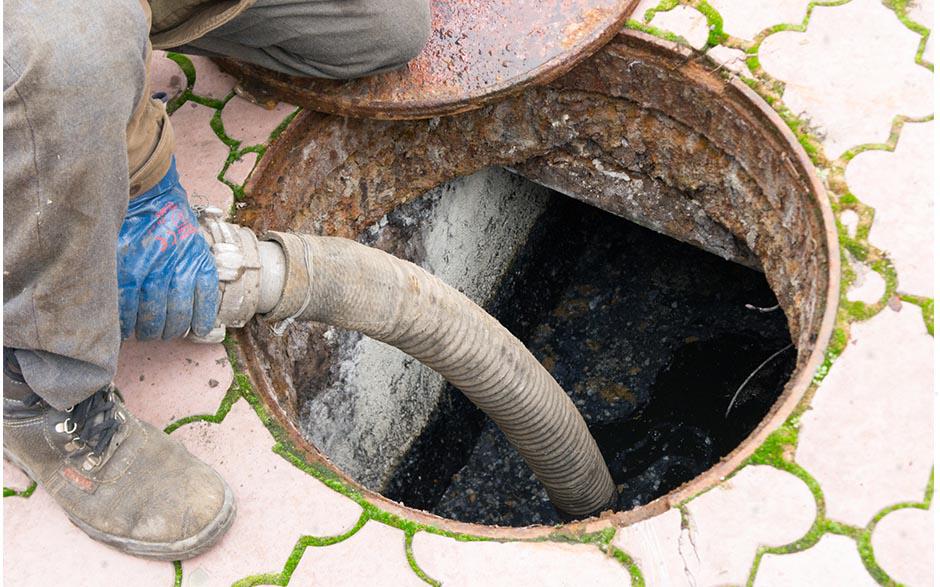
[405,531,442,586]
[881,0,934,70]
[2,481,37,499]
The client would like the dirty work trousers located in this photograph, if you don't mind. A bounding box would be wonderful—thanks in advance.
[3,0,431,410]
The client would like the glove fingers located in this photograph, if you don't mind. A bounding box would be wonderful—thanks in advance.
[163,276,195,340]
[136,275,169,341]
[191,256,220,337]
[118,283,139,340]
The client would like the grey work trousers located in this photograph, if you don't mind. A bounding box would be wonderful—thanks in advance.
[3,0,431,410]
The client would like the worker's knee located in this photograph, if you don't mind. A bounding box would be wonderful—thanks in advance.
[362,0,431,74]
[288,0,431,79]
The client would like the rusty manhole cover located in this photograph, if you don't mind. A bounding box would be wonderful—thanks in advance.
[233,31,840,538]
[216,0,639,119]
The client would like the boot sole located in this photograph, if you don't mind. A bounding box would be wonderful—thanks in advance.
[4,447,237,561]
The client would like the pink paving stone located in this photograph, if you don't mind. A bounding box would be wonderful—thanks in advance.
[709,0,810,40]
[796,303,933,526]
[114,339,233,430]
[170,101,233,211]
[845,120,934,297]
[649,5,710,49]
[412,531,633,586]
[224,151,259,186]
[3,459,31,492]
[613,508,691,586]
[150,50,186,102]
[706,45,754,79]
[289,521,423,586]
[683,465,817,585]
[189,55,237,100]
[220,97,295,147]
[3,487,175,586]
[754,534,878,586]
[871,507,933,586]
[173,399,363,586]
[759,0,933,158]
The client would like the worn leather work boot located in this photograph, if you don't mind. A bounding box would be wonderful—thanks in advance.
[2,350,236,560]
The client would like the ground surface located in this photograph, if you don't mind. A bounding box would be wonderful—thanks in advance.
[3,1,934,585]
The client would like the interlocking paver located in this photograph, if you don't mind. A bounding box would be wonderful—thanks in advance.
[846,259,886,304]
[150,51,186,102]
[649,5,710,49]
[224,151,259,186]
[289,521,423,586]
[908,0,934,30]
[709,0,810,40]
[115,339,232,430]
[171,101,233,211]
[3,487,174,586]
[220,97,295,146]
[871,507,933,586]
[706,45,754,78]
[173,399,363,586]
[681,465,817,585]
[613,508,691,586]
[759,0,933,158]
[413,532,632,586]
[846,120,934,297]
[797,303,933,526]
[189,55,237,100]
[754,534,878,586]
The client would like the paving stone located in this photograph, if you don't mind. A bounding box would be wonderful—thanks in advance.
[908,0,934,30]
[706,45,754,78]
[613,508,691,586]
[840,209,860,238]
[846,259,886,304]
[797,303,933,526]
[682,465,818,585]
[413,531,633,586]
[649,5,710,49]
[871,507,933,586]
[3,459,31,493]
[150,50,186,102]
[846,120,934,297]
[755,534,877,586]
[3,486,174,586]
[115,339,233,430]
[224,151,259,186]
[171,101,233,210]
[709,0,810,40]
[174,399,363,586]
[220,97,295,146]
[759,0,933,158]
[289,521,423,586]
[190,54,236,100]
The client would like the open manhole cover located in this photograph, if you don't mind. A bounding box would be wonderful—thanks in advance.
[234,31,839,536]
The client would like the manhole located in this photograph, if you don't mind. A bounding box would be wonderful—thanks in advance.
[234,31,838,537]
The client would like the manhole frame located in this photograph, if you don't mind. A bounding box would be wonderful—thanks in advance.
[234,30,841,540]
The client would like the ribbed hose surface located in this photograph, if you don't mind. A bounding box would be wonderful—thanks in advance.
[263,232,617,516]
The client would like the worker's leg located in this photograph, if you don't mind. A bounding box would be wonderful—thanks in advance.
[172,0,432,79]
[3,0,169,410]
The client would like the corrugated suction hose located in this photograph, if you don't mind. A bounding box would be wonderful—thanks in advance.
[262,231,616,517]
[192,208,617,517]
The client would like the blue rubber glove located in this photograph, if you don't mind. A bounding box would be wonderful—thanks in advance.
[117,157,219,340]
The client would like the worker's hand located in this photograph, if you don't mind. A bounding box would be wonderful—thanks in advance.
[117,158,219,340]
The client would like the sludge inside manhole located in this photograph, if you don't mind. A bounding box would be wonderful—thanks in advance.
[235,31,838,533]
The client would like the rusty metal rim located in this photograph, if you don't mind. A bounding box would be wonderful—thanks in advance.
[237,31,841,540]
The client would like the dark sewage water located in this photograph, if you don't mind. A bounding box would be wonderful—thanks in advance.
[383,193,795,526]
